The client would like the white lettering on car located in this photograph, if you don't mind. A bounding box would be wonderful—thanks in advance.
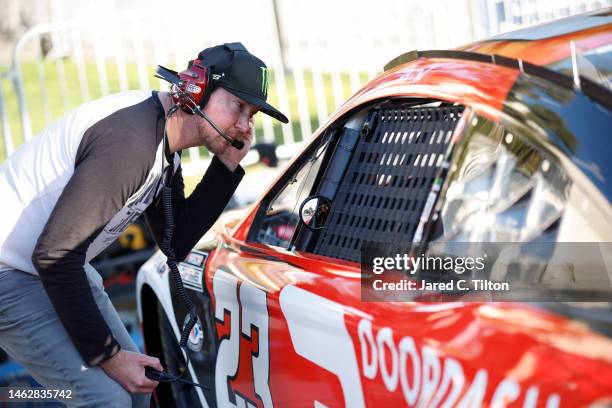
[214,270,240,406]
[491,379,520,407]
[240,283,273,408]
[431,357,464,408]
[213,269,272,407]
[456,369,487,408]
[419,346,442,406]
[357,319,562,407]
[398,335,421,405]
[378,327,399,391]
[358,319,377,380]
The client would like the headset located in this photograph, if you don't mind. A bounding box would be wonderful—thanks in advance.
[154,61,244,150]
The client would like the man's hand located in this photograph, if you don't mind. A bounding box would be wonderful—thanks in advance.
[197,123,254,172]
[100,350,163,394]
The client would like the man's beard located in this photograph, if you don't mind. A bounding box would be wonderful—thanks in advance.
[197,121,237,143]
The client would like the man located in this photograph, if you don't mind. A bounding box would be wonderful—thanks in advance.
[0,42,288,406]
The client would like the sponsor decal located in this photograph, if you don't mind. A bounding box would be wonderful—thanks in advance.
[145,251,168,275]
[356,318,561,407]
[178,263,203,292]
[398,66,433,84]
[260,67,269,96]
[154,259,167,275]
[185,251,207,267]
[186,83,202,94]
[184,315,204,352]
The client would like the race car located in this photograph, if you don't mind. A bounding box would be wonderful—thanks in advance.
[137,9,612,408]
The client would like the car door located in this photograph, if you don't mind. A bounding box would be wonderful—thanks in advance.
[203,121,368,407]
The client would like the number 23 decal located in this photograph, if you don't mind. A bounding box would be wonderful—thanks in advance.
[213,269,364,408]
[213,269,273,408]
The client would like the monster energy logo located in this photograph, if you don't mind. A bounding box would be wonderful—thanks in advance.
[260,67,269,96]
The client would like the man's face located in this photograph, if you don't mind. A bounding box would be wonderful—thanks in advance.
[198,87,259,142]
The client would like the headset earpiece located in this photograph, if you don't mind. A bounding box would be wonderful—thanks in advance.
[171,59,210,114]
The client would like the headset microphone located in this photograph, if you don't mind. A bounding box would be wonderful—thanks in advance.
[192,105,245,150]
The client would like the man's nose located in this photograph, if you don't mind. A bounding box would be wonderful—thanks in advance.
[235,113,252,133]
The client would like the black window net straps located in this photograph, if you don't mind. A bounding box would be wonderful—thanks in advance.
[313,104,465,263]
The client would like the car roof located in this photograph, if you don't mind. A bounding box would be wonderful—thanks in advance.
[354,9,611,126]
[488,8,610,41]
[457,8,612,68]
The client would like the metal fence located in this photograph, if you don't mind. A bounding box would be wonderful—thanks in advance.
[0,0,608,175]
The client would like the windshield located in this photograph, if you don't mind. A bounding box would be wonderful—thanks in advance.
[253,135,332,248]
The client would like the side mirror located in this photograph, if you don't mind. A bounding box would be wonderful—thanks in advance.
[299,195,332,230]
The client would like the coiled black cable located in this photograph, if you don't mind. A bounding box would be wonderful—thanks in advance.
[160,180,198,349]
[145,102,207,389]
[159,103,198,350]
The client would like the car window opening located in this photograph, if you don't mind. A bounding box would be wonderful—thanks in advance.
[310,102,465,263]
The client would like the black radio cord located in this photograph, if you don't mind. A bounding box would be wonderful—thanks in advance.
[145,104,207,390]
